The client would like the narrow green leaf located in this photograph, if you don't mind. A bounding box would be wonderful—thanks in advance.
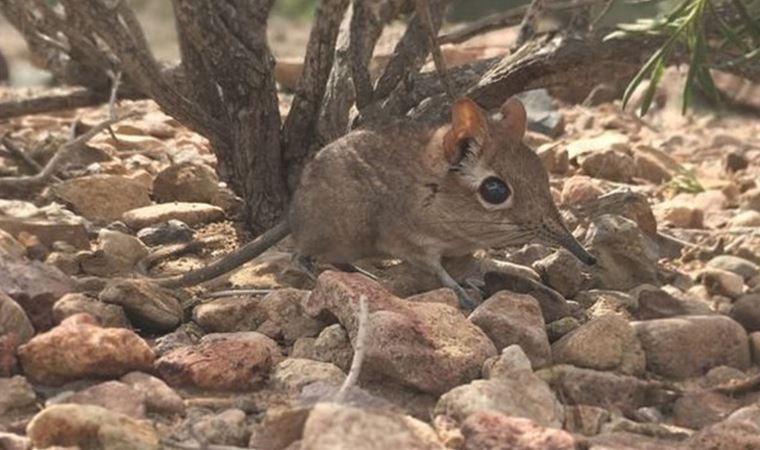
[640,53,668,115]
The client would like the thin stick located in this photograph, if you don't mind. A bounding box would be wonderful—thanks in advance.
[415,0,454,99]
[202,289,274,298]
[591,0,616,30]
[515,0,547,48]
[1,136,45,174]
[335,294,369,402]
[161,439,254,450]
[0,111,138,189]
[108,71,123,120]
[107,70,123,141]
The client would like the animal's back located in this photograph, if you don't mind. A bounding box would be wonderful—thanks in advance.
[289,120,431,263]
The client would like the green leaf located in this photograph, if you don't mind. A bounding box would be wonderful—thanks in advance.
[709,0,750,52]
[640,53,668,115]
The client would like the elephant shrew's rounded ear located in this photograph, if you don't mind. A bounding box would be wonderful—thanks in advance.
[500,97,527,141]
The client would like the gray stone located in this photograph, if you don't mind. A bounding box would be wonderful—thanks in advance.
[99,279,183,332]
[633,315,750,379]
[552,314,645,375]
[469,291,551,369]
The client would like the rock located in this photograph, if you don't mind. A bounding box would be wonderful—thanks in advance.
[303,272,497,395]
[725,150,749,173]
[51,175,151,223]
[469,292,551,369]
[435,369,563,428]
[191,409,249,447]
[155,331,281,390]
[0,217,89,250]
[229,251,313,290]
[99,279,183,332]
[552,314,645,375]
[563,404,610,436]
[0,258,74,331]
[580,149,636,182]
[561,176,604,205]
[729,210,760,227]
[152,162,224,206]
[684,411,760,449]
[672,390,741,429]
[699,268,745,299]
[300,402,444,450]
[539,365,668,415]
[46,250,81,275]
[271,358,345,392]
[750,332,760,364]
[0,375,36,413]
[508,244,554,267]
[0,432,29,450]
[585,215,659,291]
[653,200,704,228]
[537,144,569,174]
[482,345,534,379]
[533,249,586,298]
[249,405,311,450]
[633,315,750,378]
[730,294,760,332]
[575,190,658,236]
[483,272,570,323]
[461,412,575,450]
[587,431,682,450]
[257,288,330,344]
[55,381,146,418]
[739,187,760,212]
[310,324,353,372]
[0,291,35,344]
[120,371,184,415]
[194,296,268,333]
[80,230,148,276]
[546,317,580,342]
[567,132,629,160]
[26,404,160,450]
[703,365,746,387]
[122,202,224,229]
[136,220,193,246]
[53,293,130,328]
[706,255,759,281]
[0,228,25,258]
[634,152,672,183]
[631,285,710,319]
[18,313,154,385]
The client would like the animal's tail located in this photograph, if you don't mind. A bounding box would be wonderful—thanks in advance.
[156,219,291,288]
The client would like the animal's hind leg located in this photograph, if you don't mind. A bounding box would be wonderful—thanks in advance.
[292,254,319,280]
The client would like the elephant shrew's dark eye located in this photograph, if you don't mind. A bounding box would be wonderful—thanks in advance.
[479,176,511,205]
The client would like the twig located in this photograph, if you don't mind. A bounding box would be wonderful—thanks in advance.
[372,0,450,102]
[437,0,606,45]
[108,70,122,120]
[591,0,616,30]
[0,136,45,174]
[106,70,123,141]
[202,289,274,298]
[515,0,547,48]
[161,439,253,450]
[415,0,454,100]
[0,111,138,189]
[0,88,110,120]
[335,294,369,402]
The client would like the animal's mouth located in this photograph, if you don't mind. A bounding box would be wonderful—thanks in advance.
[557,233,597,266]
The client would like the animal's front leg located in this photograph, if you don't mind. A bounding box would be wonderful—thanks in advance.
[421,256,480,311]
